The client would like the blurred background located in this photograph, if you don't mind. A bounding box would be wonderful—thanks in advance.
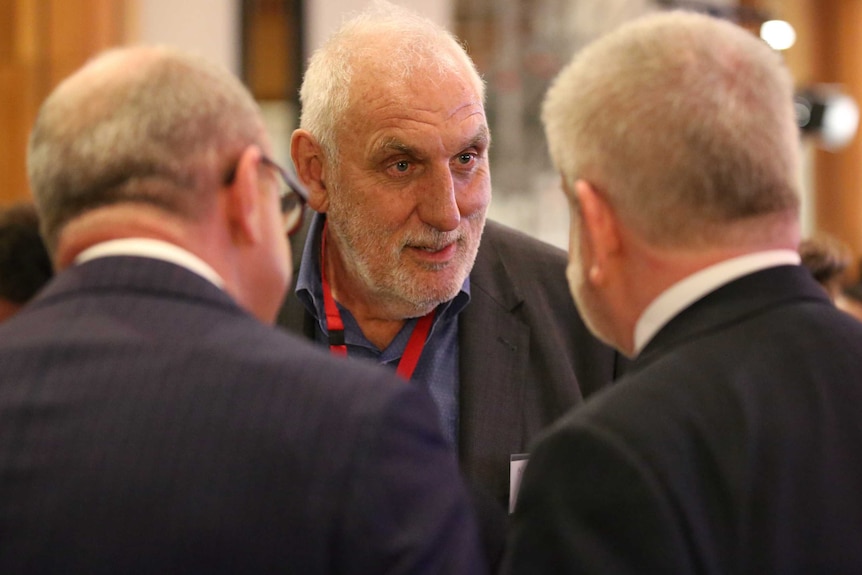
[2,0,861,278]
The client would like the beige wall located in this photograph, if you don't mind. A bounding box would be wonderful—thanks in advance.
[137,0,239,73]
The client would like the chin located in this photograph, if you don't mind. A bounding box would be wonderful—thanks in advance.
[402,281,461,315]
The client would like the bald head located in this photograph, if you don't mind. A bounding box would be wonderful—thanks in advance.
[28,46,268,252]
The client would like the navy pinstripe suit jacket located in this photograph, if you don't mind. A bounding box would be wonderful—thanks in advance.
[0,256,484,574]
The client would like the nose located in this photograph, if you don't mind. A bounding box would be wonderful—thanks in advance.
[417,166,461,232]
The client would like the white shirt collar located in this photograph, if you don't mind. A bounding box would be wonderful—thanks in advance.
[633,250,801,356]
[74,238,225,289]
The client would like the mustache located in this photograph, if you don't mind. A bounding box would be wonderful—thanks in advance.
[402,228,463,250]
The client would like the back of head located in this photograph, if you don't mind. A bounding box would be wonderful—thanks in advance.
[27,46,267,253]
[298,0,485,165]
[542,10,800,249]
[0,202,53,307]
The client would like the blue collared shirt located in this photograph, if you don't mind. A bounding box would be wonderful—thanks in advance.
[295,213,469,447]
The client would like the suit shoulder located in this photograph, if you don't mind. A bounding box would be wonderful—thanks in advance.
[201,314,412,412]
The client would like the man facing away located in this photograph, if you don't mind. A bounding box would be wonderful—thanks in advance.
[0,45,485,574]
[278,0,618,516]
[505,10,862,575]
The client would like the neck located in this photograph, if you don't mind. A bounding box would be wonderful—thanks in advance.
[321,229,410,349]
[54,206,192,270]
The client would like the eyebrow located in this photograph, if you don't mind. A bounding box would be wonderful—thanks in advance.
[468,126,491,150]
[376,126,491,158]
[379,139,415,156]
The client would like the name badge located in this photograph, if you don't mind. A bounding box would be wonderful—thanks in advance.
[509,453,529,513]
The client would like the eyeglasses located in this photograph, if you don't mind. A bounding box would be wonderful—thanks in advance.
[222,154,309,236]
[259,155,309,236]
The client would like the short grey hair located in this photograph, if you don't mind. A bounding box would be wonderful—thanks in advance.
[542,10,800,248]
[27,46,267,251]
[298,0,485,169]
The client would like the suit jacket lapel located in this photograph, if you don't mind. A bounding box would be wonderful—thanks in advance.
[458,230,530,501]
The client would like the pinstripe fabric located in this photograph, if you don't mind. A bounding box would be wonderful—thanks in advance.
[0,256,483,574]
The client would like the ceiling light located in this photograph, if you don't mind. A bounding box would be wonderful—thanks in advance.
[760,20,796,51]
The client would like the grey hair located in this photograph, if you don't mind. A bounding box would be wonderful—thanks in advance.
[27,46,266,251]
[542,10,800,248]
[298,0,485,170]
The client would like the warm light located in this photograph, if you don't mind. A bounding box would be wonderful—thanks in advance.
[796,86,860,151]
[760,20,796,51]
[821,93,860,150]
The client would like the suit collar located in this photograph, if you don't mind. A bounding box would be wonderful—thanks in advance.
[634,265,830,370]
[34,256,240,314]
[635,251,801,354]
[75,238,225,289]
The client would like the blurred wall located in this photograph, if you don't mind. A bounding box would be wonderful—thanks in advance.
[305,0,450,52]
[3,0,862,274]
[137,0,240,74]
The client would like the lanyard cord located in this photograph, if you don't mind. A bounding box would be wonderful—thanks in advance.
[319,224,435,380]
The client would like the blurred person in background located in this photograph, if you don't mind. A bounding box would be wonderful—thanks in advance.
[0,202,52,322]
[799,232,852,302]
[799,232,862,321]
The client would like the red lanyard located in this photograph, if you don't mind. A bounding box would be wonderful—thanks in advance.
[320,224,435,380]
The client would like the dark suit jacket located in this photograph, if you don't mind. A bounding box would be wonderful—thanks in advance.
[505,265,862,574]
[0,256,485,574]
[278,218,618,509]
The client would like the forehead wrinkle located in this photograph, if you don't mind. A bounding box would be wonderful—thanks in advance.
[365,109,490,162]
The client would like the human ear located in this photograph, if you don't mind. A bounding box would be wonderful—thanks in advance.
[291,129,330,212]
[574,179,620,286]
[224,145,265,246]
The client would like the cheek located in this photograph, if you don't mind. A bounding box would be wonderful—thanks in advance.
[456,175,491,216]
[355,199,409,237]
[332,174,411,229]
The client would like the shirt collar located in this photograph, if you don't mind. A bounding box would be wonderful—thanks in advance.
[75,238,225,289]
[633,249,801,355]
[296,212,471,328]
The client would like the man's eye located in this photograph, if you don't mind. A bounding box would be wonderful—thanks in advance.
[395,161,410,172]
[457,153,475,165]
